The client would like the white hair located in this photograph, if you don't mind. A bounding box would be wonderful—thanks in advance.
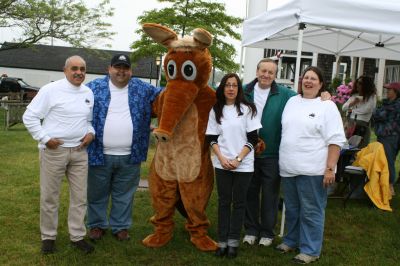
[64,55,86,68]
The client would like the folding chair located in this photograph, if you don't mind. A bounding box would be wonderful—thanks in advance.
[342,165,368,208]
[334,135,368,207]
[341,142,392,210]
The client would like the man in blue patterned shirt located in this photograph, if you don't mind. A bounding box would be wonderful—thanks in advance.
[86,54,161,241]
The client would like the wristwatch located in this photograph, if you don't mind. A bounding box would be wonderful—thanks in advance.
[235,156,242,163]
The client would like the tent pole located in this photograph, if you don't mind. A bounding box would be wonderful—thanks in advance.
[294,23,305,92]
[239,46,245,80]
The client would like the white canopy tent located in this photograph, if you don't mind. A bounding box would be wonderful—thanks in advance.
[242,0,400,90]
[242,0,400,235]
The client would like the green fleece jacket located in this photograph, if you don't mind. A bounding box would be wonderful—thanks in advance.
[244,78,296,158]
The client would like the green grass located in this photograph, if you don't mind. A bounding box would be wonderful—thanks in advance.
[0,112,400,265]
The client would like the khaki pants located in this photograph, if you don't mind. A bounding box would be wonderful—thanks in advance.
[40,146,88,241]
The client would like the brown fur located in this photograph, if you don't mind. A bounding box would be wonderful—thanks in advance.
[142,23,217,251]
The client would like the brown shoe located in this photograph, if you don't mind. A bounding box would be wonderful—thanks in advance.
[114,229,130,241]
[89,228,106,241]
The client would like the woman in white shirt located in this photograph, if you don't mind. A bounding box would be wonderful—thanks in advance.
[206,73,261,259]
[342,76,377,147]
[276,66,346,264]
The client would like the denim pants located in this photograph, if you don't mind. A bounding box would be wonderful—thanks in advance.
[87,154,140,234]
[378,135,400,184]
[282,175,327,257]
[215,168,252,247]
[244,157,280,238]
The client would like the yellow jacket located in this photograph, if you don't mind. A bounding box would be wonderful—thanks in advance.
[353,142,392,211]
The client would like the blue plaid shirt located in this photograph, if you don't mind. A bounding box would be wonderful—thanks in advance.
[86,76,161,166]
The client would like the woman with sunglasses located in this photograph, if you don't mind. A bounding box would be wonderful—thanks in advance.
[206,73,261,258]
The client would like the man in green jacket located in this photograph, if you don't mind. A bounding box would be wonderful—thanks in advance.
[243,58,296,247]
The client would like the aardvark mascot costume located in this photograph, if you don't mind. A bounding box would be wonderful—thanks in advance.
[141,23,217,251]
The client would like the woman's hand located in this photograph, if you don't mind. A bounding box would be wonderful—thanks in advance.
[350,97,361,107]
[323,169,336,188]
[218,155,234,170]
[228,158,240,169]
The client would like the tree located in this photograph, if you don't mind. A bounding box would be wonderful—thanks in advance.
[0,0,115,50]
[130,0,242,74]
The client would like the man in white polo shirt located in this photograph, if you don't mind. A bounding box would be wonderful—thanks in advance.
[86,54,161,241]
[23,55,95,254]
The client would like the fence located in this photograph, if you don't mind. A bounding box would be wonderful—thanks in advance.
[0,101,28,130]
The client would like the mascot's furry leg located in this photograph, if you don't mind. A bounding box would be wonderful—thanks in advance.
[142,164,177,248]
[142,160,217,251]
[179,162,216,251]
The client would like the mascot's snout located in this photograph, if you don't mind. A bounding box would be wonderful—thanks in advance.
[153,79,201,142]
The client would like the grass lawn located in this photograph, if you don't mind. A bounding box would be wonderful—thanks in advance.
[0,113,399,265]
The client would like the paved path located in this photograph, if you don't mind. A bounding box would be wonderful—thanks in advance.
[138,179,149,191]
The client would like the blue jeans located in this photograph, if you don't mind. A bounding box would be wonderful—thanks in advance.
[378,135,400,184]
[215,168,252,247]
[282,175,327,257]
[244,157,280,238]
[87,154,140,233]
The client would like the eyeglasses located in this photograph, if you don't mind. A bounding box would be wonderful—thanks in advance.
[225,83,238,88]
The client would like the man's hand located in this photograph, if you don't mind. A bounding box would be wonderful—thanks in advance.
[78,133,95,150]
[255,138,266,155]
[320,91,331,101]
[45,138,64,149]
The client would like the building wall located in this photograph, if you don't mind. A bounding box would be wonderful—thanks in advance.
[0,67,148,88]
[363,58,377,78]
[317,54,336,87]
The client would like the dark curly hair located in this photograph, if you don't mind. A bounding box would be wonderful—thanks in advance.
[213,73,257,124]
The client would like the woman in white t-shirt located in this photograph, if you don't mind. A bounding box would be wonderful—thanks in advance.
[342,76,377,148]
[206,73,261,258]
[276,66,346,264]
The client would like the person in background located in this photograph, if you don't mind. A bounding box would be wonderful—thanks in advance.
[372,82,400,196]
[86,54,161,241]
[206,73,261,258]
[243,58,296,247]
[276,66,346,264]
[342,75,377,148]
[23,55,95,254]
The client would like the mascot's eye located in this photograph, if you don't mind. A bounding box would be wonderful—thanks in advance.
[181,60,197,81]
[167,60,177,79]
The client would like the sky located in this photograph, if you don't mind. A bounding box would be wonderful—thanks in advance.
[100,0,288,62]
[0,0,288,63]
[102,0,247,52]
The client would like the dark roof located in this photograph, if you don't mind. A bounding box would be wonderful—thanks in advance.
[0,42,159,79]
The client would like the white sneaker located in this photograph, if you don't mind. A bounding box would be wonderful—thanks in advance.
[259,237,273,246]
[242,235,257,245]
[292,253,319,264]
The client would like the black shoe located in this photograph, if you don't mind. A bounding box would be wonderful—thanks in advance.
[215,247,227,257]
[71,239,94,254]
[227,246,238,258]
[41,239,55,254]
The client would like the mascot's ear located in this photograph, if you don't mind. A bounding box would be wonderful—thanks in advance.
[192,28,213,49]
[142,23,177,47]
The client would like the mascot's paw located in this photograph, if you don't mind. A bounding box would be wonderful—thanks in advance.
[142,233,173,248]
[190,235,218,251]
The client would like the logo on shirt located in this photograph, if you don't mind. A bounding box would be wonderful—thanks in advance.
[85,98,91,105]
[309,113,315,118]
